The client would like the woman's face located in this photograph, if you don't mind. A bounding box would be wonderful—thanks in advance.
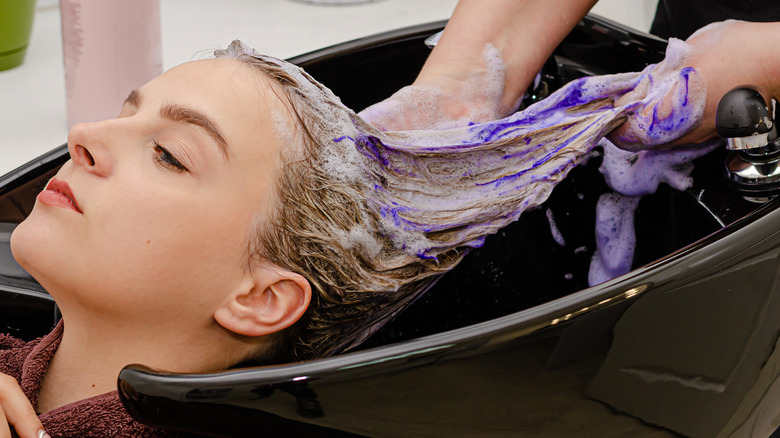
[11,58,288,326]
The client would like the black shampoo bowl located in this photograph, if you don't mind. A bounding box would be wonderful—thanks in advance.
[2,15,779,438]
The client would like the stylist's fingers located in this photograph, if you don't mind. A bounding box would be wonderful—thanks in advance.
[610,65,706,150]
[0,374,45,438]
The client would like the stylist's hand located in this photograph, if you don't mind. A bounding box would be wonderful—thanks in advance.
[358,66,511,131]
[0,373,46,438]
[610,20,780,150]
[357,2,523,133]
[358,0,597,131]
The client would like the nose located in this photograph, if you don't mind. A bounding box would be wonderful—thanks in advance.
[67,121,114,177]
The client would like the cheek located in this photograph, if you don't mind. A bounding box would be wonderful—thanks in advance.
[81,190,255,296]
[13,169,265,317]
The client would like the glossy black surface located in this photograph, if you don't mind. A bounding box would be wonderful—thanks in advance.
[0,146,64,339]
[715,87,773,138]
[2,14,780,438]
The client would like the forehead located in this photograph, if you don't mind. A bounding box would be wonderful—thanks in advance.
[143,58,268,112]
[140,58,291,161]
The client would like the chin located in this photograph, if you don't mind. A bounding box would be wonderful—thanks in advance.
[10,216,39,273]
[10,213,72,293]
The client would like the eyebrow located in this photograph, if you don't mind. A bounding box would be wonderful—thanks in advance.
[124,89,230,160]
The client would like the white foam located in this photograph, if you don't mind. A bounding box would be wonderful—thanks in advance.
[334,226,383,259]
[590,138,719,286]
[478,42,508,113]
[599,138,719,196]
[269,107,296,147]
[588,194,641,286]
[378,213,436,258]
[545,208,566,246]
[609,38,706,150]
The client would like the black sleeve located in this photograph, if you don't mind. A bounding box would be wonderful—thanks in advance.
[651,0,780,40]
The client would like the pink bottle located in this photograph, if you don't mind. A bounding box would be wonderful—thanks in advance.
[60,0,162,128]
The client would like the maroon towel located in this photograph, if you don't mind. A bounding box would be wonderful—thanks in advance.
[0,324,186,437]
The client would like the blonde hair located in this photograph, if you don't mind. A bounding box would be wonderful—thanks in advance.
[215,40,639,361]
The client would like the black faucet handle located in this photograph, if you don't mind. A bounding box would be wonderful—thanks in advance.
[716,87,773,139]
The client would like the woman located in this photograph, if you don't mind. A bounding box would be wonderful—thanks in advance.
[0,31,704,436]
[6,45,313,438]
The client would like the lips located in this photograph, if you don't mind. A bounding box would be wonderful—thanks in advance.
[37,177,83,214]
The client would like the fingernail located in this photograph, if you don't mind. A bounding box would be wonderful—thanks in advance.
[38,429,51,438]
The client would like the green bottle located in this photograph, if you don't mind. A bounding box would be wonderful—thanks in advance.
[0,0,36,71]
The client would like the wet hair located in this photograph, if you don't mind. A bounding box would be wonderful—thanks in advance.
[214,40,642,362]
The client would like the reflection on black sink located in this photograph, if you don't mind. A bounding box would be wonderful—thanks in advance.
[0,223,29,279]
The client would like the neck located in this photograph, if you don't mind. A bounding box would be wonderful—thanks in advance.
[36,314,253,413]
[36,330,114,413]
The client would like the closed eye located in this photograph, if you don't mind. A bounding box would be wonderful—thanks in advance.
[153,141,189,173]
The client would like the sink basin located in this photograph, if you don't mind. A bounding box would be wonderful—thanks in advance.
[1,15,778,438]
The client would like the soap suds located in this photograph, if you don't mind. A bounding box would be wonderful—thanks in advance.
[587,139,719,285]
[221,38,714,288]
[352,70,641,259]
[600,138,719,196]
[214,38,721,354]
[338,228,382,259]
[588,193,641,286]
[545,208,566,246]
[609,38,706,150]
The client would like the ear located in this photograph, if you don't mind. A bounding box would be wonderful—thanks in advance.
[214,262,311,337]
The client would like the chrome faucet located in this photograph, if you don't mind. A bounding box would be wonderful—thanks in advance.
[716,87,780,191]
